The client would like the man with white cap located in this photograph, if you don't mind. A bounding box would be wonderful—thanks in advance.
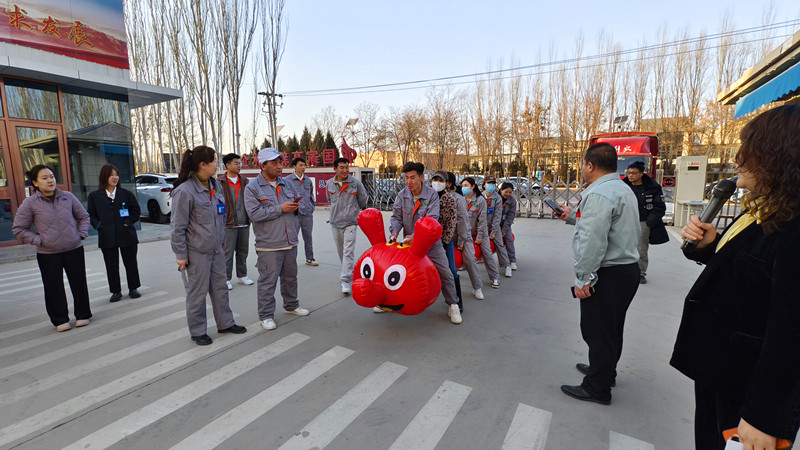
[244,148,310,330]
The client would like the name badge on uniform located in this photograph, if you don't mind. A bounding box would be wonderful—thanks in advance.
[119,202,129,217]
[487,207,494,215]
[468,211,473,217]
[217,203,226,215]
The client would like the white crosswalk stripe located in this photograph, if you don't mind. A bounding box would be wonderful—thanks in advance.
[501,403,552,450]
[170,345,354,450]
[64,333,312,450]
[279,361,407,450]
[0,272,104,296]
[609,430,656,450]
[389,380,472,450]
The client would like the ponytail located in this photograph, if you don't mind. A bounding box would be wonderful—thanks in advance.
[172,145,216,193]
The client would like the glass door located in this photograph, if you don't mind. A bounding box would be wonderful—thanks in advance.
[0,126,16,243]
[6,122,68,205]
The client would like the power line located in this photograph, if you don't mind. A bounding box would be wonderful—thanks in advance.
[283,20,800,97]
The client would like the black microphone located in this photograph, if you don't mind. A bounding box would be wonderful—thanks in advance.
[681,177,738,252]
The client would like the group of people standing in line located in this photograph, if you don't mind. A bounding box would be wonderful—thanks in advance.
[12,163,142,331]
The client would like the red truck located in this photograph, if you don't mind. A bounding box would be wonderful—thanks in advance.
[588,132,659,178]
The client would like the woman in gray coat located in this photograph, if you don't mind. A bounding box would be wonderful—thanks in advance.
[12,165,91,332]
[461,177,500,288]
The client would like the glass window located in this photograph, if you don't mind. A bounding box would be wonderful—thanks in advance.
[0,199,13,242]
[17,127,62,184]
[4,79,60,122]
[0,152,6,188]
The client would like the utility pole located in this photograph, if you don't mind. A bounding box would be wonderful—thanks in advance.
[258,91,283,148]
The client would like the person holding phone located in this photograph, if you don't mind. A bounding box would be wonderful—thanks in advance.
[170,146,247,345]
[461,177,500,289]
[245,147,310,331]
[88,164,142,303]
[557,143,640,405]
[671,105,800,450]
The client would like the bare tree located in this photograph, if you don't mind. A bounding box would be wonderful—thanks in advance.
[425,86,462,170]
[312,106,345,142]
[352,102,381,168]
[386,106,426,165]
[259,0,288,149]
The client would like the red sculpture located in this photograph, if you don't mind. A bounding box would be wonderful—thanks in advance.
[352,208,443,315]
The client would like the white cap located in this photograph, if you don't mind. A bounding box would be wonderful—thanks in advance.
[257,147,282,164]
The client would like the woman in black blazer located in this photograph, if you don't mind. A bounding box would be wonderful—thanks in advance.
[88,164,142,302]
[672,105,800,450]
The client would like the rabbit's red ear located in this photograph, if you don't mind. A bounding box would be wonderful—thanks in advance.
[358,208,386,246]
[409,217,442,257]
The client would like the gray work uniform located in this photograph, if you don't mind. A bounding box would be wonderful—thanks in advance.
[454,193,482,290]
[326,176,368,284]
[284,172,316,261]
[465,194,500,281]
[390,184,458,306]
[170,175,236,337]
[217,173,250,280]
[486,191,510,269]
[500,194,517,264]
[244,174,301,320]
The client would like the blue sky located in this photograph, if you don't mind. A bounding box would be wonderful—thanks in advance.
[250,0,800,140]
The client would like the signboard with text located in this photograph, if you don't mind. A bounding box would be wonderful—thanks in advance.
[0,0,129,69]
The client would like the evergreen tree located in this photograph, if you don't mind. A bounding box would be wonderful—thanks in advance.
[286,135,300,154]
[324,131,340,158]
[299,127,312,152]
[260,137,272,149]
[312,129,325,151]
[461,163,470,173]
[277,137,287,152]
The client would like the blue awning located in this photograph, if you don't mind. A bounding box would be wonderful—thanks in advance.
[734,60,800,118]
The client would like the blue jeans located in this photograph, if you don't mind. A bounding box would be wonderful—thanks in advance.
[443,241,459,282]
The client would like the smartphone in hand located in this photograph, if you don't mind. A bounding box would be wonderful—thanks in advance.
[544,198,564,216]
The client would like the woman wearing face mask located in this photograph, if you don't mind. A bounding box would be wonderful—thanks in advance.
[170,145,247,346]
[12,165,92,332]
[448,172,484,300]
[483,177,512,278]
[499,182,518,271]
[461,177,500,289]
[431,171,463,310]
[88,164,142,303]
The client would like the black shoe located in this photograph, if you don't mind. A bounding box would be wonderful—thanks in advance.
[576,363,616,387]
[109,292,122,303]
[218,324,247,334]
[191,334,213,345]
[129,289,142,299]
[560,385,610,405]
[639,275,647,284]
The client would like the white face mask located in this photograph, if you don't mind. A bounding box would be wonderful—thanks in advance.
[432,181,446,192]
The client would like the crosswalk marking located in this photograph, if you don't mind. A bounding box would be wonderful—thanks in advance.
[0,304,189,379]
[0,271,47,285]
[0,291,172,358]
[279,361,407,450]
[388,380,472,450]
[609,430,656,450]
[0,324,268,448]
[0,267,40,276]
[1,272,104,296]
[169,345,355,450]
[64,333,313,450]
[501,403,552,450]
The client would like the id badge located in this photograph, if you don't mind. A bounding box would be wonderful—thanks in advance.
[119,209,130,217]
[487,207,494,215]
[217,203,226,215]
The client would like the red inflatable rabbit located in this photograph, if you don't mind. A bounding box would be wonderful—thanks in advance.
[352,208,443,315]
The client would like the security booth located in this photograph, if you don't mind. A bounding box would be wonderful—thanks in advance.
[674,156,708,227]
[0,0,182,247]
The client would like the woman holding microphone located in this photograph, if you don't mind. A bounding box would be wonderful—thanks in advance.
[88,164,142,303]
[671,105,800,450]
[170,146,246,345]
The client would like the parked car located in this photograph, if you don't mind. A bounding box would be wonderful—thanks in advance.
[135,173,177,223]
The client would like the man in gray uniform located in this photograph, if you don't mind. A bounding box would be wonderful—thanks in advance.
[558,143,641,405]
[386,162,462,325]
[325,157,368,294]
[285,157,318,266]
[244,148,310,331]
[217,153,254,290]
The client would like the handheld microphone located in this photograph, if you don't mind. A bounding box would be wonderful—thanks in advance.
[681,177,738,252]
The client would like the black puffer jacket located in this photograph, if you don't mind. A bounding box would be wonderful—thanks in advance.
[623,174,668,245]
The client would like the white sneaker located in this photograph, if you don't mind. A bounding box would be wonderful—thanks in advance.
[510,262,518,270]
[341,282,352,294]
[285,307,310,316]
[238,276,254,285]
[448,304,462,324]
[504,267,512,278]
[473,288,484,300]
[491,279,500,289]
[305,259,319,266]
[260,318,277,330]
[373,306,386,313]
[75,319,90,327]
[226,280,233,290]
[56,323,71,332]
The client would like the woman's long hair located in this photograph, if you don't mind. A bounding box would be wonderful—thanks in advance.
[461,177,482,198]
[172,145,216,192]
[736,104,800,234]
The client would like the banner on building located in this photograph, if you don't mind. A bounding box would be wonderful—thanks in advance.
[0,0,128,69]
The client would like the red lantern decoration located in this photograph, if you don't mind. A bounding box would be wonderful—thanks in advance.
[352,208,443,315]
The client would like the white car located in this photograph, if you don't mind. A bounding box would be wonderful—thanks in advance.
[135,173,177,223]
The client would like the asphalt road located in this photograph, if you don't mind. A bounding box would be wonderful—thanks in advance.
[0,210,722,449]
